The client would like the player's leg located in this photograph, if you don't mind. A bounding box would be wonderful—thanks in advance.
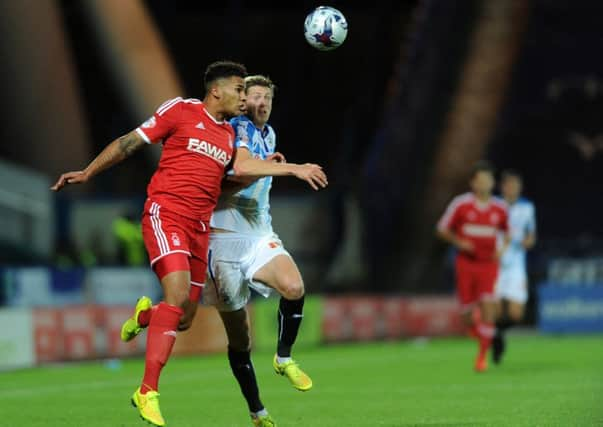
[507,300,525,322]
[455,256,477,334]
[176,256,205,331]
[473,262,499,372]
[204,237,277,426]
[131,260,189,427]
[130,204,194,426]
[141,259,190,392]
[493,268,527,364]
[254,254,304,356]
[219,308,276,426]
[121,284,199,339]
[121,286,198,341]
[123,231,207,340]
[252,251,312,391]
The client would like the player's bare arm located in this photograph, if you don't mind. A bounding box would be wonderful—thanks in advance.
[222,151,287,193]
[51,130,146,191]
[231,147,327,191]
[437,228,475,252]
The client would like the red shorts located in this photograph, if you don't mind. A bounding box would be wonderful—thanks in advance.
[455,256,499,311]
[141,199,208,286]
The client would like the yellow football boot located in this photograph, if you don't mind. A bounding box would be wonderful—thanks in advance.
[252,414,277,427]
[273,355,313,391]
[120,296,152,342]
[131,387,165,426]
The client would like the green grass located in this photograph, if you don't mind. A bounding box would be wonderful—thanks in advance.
[1,335,602,426]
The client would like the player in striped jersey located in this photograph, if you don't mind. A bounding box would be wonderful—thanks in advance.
[200,75,321,426]
[492,170,536,364]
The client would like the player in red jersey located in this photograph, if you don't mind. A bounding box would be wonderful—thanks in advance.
[51,61,327,427]
[437,161,510,372]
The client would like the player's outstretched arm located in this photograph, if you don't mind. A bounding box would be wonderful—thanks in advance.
[231,148,327,191]
[51,130,146,191]
[222,151,287,193]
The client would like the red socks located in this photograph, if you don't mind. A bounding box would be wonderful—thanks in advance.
[476,322,495,360]
[140,302,183,394]
[137,286,202,328]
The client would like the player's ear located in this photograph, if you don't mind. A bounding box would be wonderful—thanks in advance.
[210,85,221,99]
[208,81,221,100]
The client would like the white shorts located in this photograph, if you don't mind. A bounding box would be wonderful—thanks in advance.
[495,265,528,304]
[201,232,291,312]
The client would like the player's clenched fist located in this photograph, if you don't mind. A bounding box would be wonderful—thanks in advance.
[50,170,89,191]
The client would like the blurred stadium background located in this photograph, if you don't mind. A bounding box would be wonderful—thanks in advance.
[0,0,602,424]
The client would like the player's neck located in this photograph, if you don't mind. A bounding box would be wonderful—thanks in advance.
[474,192,491,203]
[505,195,519,205]
[253,120,267,130]
[203,99,226,122]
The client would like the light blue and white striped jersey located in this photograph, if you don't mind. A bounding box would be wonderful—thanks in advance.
[500,198,536,270]
[210,115,276,234]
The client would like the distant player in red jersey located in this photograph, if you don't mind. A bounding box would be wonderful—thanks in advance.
[51,61,327,427]
[437,161,510,372]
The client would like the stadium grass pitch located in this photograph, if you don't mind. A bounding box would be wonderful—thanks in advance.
[1,335,601,426]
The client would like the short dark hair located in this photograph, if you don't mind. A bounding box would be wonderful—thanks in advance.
[500,169,522,182]
[203,60,247,91]
[470,160,495,178]
[244,75,276,95]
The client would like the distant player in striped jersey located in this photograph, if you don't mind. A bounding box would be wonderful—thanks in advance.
[492,170,536,364]
[437,161,510,372]
[52,61,326,427]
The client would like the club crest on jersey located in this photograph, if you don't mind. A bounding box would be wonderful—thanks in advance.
[490,212,500,224]
[265,134,276,150]
[171,232,181,247]
[187,138,231,166]
[141,116,156,128]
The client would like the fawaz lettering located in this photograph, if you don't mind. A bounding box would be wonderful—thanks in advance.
[187,138,231,166]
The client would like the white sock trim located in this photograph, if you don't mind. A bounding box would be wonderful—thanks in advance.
[276,356,292,364]
[252,408,268,418]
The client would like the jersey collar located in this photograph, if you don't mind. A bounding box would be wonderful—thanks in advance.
[203,107,224,124]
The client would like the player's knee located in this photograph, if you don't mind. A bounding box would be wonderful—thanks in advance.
[509,309,524,323]
[279,279,304,300]
[164,289,190,309]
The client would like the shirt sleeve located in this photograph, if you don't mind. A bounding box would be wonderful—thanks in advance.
[437,198,460,232]
[136,97,183,144]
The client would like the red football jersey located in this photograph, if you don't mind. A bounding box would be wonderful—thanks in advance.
[136,97,235,222]
[437,192,509,261]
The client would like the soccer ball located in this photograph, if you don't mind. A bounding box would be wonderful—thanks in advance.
[304,6,348,51]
